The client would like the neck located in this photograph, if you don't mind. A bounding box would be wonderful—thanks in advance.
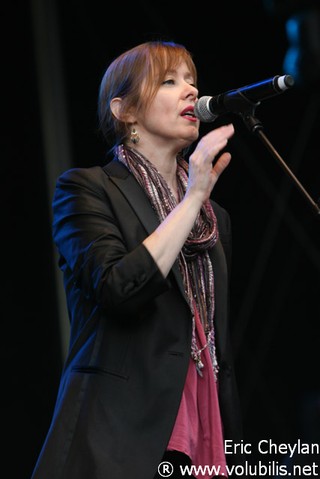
[127,142,180,198]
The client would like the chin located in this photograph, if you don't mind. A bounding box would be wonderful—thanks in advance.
[188,130,199,142]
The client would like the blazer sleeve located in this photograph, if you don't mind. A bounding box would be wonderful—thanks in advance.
[52,167,169,314]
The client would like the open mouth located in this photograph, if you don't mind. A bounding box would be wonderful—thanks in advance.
[181,107,197,120]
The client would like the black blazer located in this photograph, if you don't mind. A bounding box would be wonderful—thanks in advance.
[31,159,243,479]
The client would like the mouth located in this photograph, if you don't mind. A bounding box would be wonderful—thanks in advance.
[180,106,197,122]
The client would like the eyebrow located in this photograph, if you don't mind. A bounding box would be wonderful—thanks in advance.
[165,68,194,78]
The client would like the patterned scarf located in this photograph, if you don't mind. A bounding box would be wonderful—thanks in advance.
[117,144,219,379]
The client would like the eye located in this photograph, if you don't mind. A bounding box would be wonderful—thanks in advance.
[162,78,175,85]
[186,78,197,88]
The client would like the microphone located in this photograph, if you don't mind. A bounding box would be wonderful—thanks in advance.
[194,74,295,122]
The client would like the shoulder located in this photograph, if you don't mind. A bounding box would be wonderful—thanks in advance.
[56,165,106,186]
[56,159,129,186]
[52,166,112,212]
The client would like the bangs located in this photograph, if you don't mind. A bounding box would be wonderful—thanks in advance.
[152,43,197,82]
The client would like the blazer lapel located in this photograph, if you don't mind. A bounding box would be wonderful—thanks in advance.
[102,160,188,301]
[208,238,229,351]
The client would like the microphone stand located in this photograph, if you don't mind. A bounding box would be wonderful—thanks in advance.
[237,102,320,218]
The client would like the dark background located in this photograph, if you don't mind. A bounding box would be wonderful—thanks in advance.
[3,1,320,478]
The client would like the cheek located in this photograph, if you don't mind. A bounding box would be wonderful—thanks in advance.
[153,102,171,117]
[152,93,174,115]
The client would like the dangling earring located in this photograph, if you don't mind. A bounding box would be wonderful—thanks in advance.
[130,127,140,144]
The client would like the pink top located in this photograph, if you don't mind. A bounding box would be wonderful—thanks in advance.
[167,308,228,478]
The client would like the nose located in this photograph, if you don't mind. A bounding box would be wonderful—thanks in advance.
[185,82,198,99]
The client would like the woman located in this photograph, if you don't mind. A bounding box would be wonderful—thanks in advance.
[31,40,243,479]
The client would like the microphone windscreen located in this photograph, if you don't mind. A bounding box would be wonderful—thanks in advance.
[194,96,218,123]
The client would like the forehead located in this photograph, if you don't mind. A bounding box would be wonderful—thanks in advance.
[166,61,194,76]
[151,48,196,79]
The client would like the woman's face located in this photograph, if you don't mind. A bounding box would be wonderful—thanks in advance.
[135,61,200,151]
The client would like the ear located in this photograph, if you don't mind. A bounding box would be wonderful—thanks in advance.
[110,97,136,123]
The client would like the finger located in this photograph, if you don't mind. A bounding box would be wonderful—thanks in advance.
[203,125,234,162]
[219,123,235,139]
[212,152,232,179]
